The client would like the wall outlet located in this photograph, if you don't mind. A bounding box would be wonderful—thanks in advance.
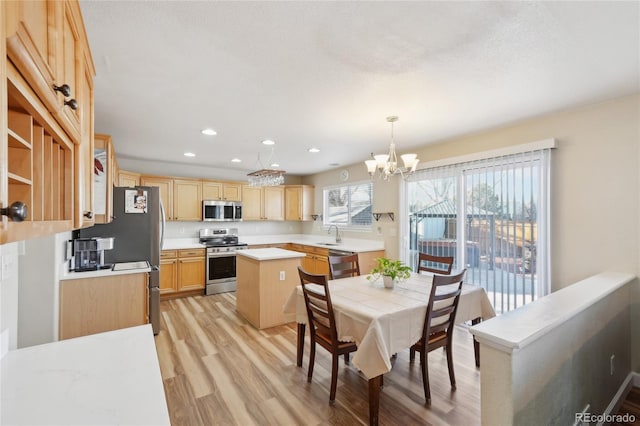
[610,354,615,375]
[279,271,285,281]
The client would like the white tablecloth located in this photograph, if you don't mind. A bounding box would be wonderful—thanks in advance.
[283,272,496,379]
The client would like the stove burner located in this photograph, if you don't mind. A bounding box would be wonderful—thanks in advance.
[199,227,245,248]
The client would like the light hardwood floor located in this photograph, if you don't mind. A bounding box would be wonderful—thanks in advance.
[155,293,481,425]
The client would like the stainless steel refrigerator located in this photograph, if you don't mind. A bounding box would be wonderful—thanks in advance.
[78,186,165,334]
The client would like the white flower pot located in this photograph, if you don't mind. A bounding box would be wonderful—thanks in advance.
[383,276,394,289]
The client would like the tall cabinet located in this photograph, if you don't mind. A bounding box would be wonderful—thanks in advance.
[2,0,95,243]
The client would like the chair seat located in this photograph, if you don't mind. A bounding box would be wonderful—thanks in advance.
[411,331,447,351]
[316,329,357,352]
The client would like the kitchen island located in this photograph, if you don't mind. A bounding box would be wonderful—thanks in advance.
[1,324,169,425]
[236,248,305,329]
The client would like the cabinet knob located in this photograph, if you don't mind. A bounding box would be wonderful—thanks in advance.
[84,211,93,219]
[1,201,28,222]
[53,83,71,97]
[64,99,78,110]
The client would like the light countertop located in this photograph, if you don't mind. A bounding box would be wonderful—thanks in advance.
[237,248,306,261]
[59,263,151,280]
[162,234,385,253]
[1,324,170,425]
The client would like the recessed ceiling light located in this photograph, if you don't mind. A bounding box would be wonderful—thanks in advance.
[270,163,280,168]
[262,139,275,145]
[184,152,196,157]
[308,147,320,153]
[201,128,217,136]
[231,158,242,163]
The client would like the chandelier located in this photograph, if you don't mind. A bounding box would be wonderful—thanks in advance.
[247,147,285,187]
[365,116,419,180]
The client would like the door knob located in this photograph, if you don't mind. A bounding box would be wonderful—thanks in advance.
[84,211,93,219]
[1,201,28,222]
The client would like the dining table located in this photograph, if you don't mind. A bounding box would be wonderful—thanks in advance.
[282,271,496,425]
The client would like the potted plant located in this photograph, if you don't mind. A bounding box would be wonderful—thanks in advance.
[367,257,412,288]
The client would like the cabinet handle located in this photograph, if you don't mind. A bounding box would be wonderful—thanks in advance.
[53,83,71,97]
[1,201,28,222]
[64,99,78,110]
[84,211,93,219]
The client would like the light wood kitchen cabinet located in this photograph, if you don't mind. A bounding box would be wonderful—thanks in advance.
[140,175,173,220]
[242,185,284,221]
[202,180,242,202]
[73,50,94,229]
[59,272,149,340]
[236,253,302,329]
[93,134,113,224]
[285,185,314,221]
[160,248,205,298]
[118,170,141,187]
[288,244,330,276]
[178,249,206,291]
[173,179,202,221]
[159,250,178,295]
[2,0,95,243]
[5,0,90,144]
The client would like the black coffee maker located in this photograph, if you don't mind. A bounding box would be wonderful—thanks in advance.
[70,237,114,271]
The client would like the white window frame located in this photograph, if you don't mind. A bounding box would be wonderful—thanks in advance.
[323,180,374,230]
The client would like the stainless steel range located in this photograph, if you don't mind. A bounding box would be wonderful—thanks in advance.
[200,228,247,295]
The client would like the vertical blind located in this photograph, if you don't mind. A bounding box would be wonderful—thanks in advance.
[405,149,550,314]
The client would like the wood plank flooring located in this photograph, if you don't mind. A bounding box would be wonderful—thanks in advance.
[155,293,481,425]
[613,386,640,425]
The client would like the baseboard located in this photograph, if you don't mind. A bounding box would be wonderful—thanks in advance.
[599,372,640,425]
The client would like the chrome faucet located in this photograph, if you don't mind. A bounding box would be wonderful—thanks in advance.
[328,225,342,243]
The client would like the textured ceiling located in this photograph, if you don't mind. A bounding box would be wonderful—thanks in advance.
[79,1,639,176]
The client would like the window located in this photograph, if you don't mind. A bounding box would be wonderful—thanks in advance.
[324,182,373,228]
[405,149,551,314]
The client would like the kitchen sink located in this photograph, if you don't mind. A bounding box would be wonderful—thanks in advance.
[316,242,340,246]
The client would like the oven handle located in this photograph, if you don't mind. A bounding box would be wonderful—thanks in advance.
[207,251,239,258]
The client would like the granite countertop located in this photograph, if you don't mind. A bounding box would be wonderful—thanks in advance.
[162,234,385,253]
[237,248,306,261]
[1,324,170,425]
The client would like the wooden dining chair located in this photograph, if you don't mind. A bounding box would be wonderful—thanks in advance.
[297,267,357,402]
[328,254,360,280]
[409,269,466,405]
[417,253,454,275]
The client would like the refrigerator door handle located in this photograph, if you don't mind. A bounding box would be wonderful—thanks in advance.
[159,199,166,250]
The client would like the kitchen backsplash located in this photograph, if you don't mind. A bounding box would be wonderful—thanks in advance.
[164,221,305,239]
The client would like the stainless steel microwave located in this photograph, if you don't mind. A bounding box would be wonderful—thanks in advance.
[203,200,242,222]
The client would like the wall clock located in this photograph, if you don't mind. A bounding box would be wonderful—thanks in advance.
[340,169,349,181]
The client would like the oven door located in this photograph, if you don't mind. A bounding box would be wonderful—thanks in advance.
[206,251,237,295]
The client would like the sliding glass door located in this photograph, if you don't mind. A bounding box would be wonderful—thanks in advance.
[405,150,550,314]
